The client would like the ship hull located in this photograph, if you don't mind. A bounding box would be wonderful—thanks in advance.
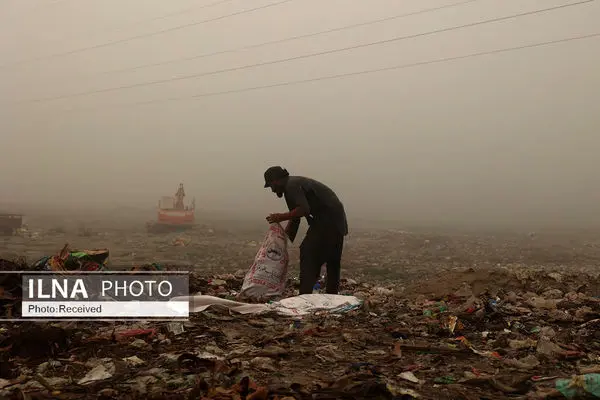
[147,209,195,233]
[157,209,195,224]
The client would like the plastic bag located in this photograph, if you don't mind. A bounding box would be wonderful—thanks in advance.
[555,373,600,398]
[239,223,289,300]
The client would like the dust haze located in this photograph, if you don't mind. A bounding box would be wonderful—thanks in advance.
[1,0,598,230]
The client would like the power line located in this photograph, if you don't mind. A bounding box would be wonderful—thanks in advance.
[0,0,59,21]
[0,0,294,69]
[38,0,236,48]
[94,0,481,76]
[14,0,594,105]
[3,0,72,16]
[45,32,599,115]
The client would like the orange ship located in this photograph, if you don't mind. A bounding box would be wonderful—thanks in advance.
[147,183,195,233]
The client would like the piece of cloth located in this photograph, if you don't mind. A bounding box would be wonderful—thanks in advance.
[283,176,348,243]
[298,223,344,295]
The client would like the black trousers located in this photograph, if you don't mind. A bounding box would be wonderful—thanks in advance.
[298,224,344,295]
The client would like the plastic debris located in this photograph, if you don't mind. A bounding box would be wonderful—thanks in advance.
[555,373,600,398]
[77,362,115,385]
[1,227,600,399]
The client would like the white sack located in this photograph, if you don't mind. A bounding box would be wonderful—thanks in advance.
[239,223,289,300]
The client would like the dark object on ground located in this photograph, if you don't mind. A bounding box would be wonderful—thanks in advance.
[0,213,22,236]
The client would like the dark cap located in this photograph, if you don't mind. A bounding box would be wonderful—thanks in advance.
[263,166,289,188]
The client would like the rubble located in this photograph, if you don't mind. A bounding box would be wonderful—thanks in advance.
[1,227,600,399]
[31,243,109,271]
[0,264,596,399]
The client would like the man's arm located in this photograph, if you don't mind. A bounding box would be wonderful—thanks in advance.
[285,218,300,243]
[283,207,305,243]
[279,183,310,220]
[280,183,310,243]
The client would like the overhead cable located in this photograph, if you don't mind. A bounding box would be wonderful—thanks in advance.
[0,0,294,69]
[14,0,594,105]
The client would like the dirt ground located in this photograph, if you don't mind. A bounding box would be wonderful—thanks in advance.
[2,211,600,399]
[4,211,600,282]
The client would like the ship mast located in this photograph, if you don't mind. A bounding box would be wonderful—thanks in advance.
[174,183,185,210]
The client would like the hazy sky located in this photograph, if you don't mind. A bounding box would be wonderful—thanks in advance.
[1,0,599,227]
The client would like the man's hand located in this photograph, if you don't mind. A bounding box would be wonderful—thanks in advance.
[266,213,286,224]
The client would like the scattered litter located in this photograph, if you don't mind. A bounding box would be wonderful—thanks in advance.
[123,356,145,367]
[32,244,109,271]
[398,371,420,383]
[1,228,600,399]
[166,322,185,335]
[555,373,600,398]
[175,293,362,316]
[77,362,115,385]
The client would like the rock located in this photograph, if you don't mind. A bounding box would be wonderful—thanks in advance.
[166,377,186,389]
[548,309,574,322]
[254,345,288,357]
[374,287,394,296]
[19,380,45,391]
[197,351,225,360]
[36,362,50,374]
[575,306,593,320]
[158,353,180,366]
[204,344,225,356]
[454,283,473,298]
[98,388,119,398]
[128,375,159,386]
[398,371,420,383]
[505,355,541,369]
[140,368,167,377]
[543,289,564,299]
[564,292,580,301]
[528,297,560,310]
[130,338,150,349]
[519,355,541,368]
[167,322,185,335]
[250,356,277,372]
[228,346,254,359]
[505,291,518,304]
[44,377,69,388]
[504,355,540,370]
[548,273,563,282]
[234,269,247,278]
[123,355,145,367]
[509,339,537,349]
[85,357,112,368]
[539,327,557,338]
[128,376,157,395]
[537,337,564,358]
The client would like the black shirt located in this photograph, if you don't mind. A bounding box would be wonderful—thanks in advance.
[283,176,348,242]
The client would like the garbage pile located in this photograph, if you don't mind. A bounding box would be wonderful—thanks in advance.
[0,264,598,398]
[0,258,27,319]
[0,245,111,319]
[32,243,109,272]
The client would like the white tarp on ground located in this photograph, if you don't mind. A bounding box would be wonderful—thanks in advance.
[170,294,362,317]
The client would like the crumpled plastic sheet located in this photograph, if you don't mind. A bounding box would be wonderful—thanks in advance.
[555,373,600,398]
[171,293,362,316]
